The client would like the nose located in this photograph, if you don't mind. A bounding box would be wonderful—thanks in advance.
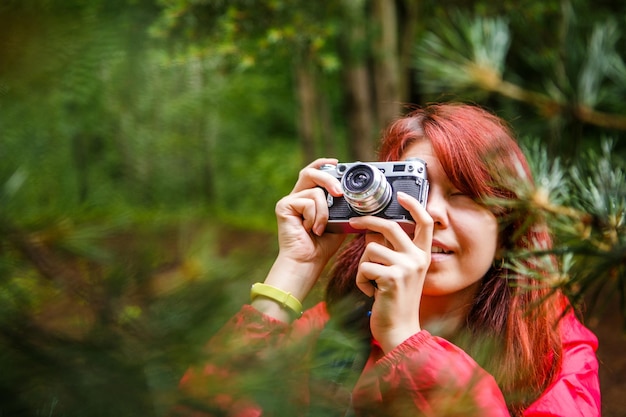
[425,191,449,228]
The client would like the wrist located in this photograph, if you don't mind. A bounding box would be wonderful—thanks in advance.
[378,326,422,354]
[264,254,324,301]
[250,282,305,323]
[250,297,295,323]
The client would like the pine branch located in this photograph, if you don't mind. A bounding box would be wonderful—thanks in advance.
[479,70,626,130]
[415,13,626,131]
[498,141,626,325]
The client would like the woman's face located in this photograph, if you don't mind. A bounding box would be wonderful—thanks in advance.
[402,140,499,296]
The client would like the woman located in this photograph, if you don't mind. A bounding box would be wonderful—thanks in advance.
[175,103,600,416]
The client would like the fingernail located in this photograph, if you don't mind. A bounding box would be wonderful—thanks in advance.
[348,218,364,228]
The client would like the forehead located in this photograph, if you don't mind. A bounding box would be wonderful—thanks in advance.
[401,140,450,185]
[401,140,434,160]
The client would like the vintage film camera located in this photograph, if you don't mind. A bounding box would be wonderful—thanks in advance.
[320,159,429,233]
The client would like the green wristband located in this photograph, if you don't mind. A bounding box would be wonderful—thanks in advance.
[250,282,303,317]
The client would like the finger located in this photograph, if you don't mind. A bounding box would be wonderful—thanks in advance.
[397,191,433,250]
[356,262,388,297]
[364,232,388,248]
[282,197,317,232]
[310,187,332,236]
[348,216,415,253]
[304,157,338,169]
[361,240,396,265]
[277,188,330,236]
[292,159,343,196]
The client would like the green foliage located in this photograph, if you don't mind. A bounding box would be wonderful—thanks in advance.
[1,0,626,415]
[0,0,304,228]
[151,0,343,72]
[0,192,275,415]
[415,2,626,156]
[500,140,625,326]
[416,13,511,96]
[560,142,625,314]
[0,1,296,414]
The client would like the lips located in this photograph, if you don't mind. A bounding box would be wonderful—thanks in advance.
[430,240,454,255]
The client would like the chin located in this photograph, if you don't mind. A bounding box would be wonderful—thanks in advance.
[422,278,480,298]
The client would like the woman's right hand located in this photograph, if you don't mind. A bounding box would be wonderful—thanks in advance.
[276,158,346,263]
[256,159,347,319]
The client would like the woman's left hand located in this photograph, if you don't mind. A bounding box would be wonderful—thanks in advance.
[351,192,434,354]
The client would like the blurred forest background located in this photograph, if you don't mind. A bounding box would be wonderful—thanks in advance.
[1,0,625,416]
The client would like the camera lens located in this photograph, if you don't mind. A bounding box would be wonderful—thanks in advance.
[345,169,373,192]
[341,163,392,215]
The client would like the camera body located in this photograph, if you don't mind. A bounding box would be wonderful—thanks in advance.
[320,159,428,234]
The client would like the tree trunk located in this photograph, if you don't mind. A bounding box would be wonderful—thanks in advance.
[319,90,337,157]
[340,2,376,161]
[295,55,318,162]
[398,0,420,105]
[344,65,376,161]
[372,0,402,128]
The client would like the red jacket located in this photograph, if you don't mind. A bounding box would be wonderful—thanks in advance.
[177,302,600,417]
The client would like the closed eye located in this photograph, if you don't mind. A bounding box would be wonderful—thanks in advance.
[449,189,477,204]
[449,189,468,198]
[448,189,484,208]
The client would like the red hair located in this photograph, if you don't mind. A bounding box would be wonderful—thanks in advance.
[326,103,564,414]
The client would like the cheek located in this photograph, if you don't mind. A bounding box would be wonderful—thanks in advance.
[458,211,499,265]
[425,210,499,290]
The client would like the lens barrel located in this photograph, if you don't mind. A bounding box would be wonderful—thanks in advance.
[341,163,392,215]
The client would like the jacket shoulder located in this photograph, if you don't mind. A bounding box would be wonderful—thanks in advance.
[524,312,600,416]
